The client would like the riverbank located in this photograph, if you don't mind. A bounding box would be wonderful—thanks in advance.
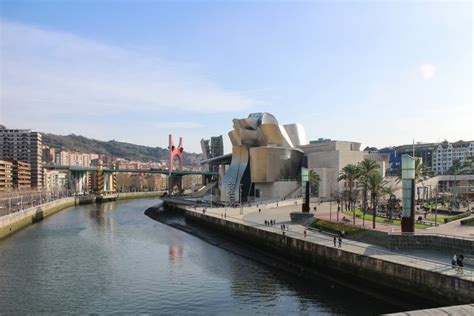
[145,205,430,311]
[162,199,474,306]
[0,191,164,240]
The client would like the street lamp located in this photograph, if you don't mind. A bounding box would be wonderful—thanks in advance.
[239,183,243,215]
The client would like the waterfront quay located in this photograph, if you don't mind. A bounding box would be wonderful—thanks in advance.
[0,191,165,240]
[162,197,474,306]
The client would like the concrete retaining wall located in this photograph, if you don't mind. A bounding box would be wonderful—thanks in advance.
[116,191,164,201]
[0,197,76,240]
[184,209,474,305]
[0,191,164,240]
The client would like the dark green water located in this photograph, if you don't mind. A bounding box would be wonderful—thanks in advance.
[0,198,411,314]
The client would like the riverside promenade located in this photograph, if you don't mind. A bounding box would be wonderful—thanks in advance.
[180,199,474,282]
[163,196,474,305]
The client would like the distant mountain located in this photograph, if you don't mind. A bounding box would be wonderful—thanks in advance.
[42,133,201,165]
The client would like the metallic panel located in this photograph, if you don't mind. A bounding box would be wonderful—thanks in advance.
[258,124,293,148]
[249,147,303,183]
[221,145,249,203]
[239,129,258,146]
[283,123,308,147]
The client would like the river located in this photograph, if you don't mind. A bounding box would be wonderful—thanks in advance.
[0,198,411,314]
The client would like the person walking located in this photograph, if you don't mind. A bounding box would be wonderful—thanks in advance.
[259,208,261,213]
[333,236,337,247]
[338,236,342,248]
[452,254,457,269]
[304,229,307,238]
[457,255,464,274]
[265,220,267,226]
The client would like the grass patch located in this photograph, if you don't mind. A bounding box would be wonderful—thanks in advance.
[424,214,448,222]
[310,218,364,236]
[343,209,430,229]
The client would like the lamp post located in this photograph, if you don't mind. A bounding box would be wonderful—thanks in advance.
[239,184,243,215]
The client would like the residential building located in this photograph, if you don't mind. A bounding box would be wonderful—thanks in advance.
[432,140,474,175]
[11,160,31,190]
[42,146,56,164]
[44,169,69,192]
[0,160,13,192]
[0,128,42,188]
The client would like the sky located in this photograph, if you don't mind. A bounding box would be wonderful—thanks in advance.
[0,0,472,153]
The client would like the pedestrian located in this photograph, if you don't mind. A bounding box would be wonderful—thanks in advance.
[304,229,307,238]
[259,208,261,213]
[457,255,464,274]
[265,220,267,226]
[333,236,337,247]
[452,254,457,269]
[338,236,342,248]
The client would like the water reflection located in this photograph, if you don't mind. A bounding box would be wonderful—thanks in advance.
[0,199,427,314]
[169,245,184,266]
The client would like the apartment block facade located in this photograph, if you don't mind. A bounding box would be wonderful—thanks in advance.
[0,128,42,188]
[0,160,13,192]
[432,140,474,175]
[12,160,31,190]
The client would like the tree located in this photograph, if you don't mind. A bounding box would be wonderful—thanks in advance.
[358,159,380,227]
[338,164,361,225]
[308,170,321,197]
[383,186,397,221]
[366,172,388,229]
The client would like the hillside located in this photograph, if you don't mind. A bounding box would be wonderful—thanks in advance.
[42,133,201,165]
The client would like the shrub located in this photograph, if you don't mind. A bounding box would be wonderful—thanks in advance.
[460,217,474,226]
[310,218,364,235]
[444,212,471,223]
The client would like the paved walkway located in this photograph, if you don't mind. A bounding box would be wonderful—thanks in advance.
[185,199,473,282]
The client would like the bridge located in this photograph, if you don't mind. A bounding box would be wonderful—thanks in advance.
[44,164,218,196]
[45,165,218,177]
[43,134,219,196]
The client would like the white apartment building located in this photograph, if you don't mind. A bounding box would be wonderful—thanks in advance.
[432,140,474,175]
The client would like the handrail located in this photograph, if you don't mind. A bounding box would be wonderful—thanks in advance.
[190,206,473,281]
[389,231,474,241]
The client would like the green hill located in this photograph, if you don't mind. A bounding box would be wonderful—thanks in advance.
[42,133,201,165]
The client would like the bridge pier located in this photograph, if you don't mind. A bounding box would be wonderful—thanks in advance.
[70,171,88,195]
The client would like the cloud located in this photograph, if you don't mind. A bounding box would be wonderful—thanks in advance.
[0,20,258,116]
[154,122,203,129]
[419,64,436,80]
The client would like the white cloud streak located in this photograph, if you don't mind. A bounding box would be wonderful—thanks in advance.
[0,20,257,116]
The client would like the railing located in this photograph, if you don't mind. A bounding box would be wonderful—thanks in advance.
[0,189,164,217]
[0,190,74,216]
[389,231,474,241]
[190,206,474,281]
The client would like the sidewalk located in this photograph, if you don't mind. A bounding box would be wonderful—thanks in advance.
[186,200,474,282]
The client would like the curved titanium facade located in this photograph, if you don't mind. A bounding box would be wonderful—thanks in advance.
[221,112,306,203]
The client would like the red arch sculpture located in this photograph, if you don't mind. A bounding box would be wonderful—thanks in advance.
[169,134,184,173]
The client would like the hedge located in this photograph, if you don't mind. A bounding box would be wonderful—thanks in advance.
[444,212,471,223]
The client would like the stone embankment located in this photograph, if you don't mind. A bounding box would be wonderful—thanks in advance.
[0,191,164,240]
[163,200,474,306]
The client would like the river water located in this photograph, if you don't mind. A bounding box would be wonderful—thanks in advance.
[0,199,414,314]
